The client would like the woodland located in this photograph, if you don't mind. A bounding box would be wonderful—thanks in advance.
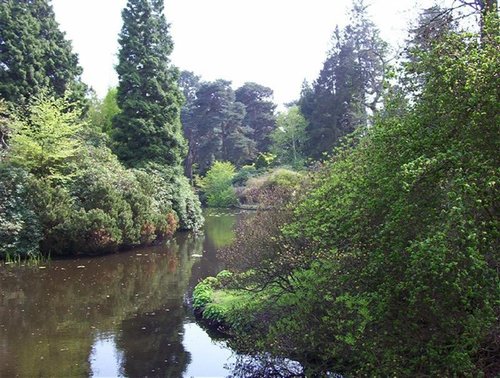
[0,0,498,375]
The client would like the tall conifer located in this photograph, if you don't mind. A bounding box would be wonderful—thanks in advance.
[112,0,185,168]
[0,0,86,106]
[299,0,387,160]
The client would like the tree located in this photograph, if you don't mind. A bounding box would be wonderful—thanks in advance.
[214,12,499,376]
[185,80,252,173]
[87,87,120,135]
[0,0,87,106]
[235,82,277,152]
[8,95,83,181]
[112,0,185,168]
[178,71,202,180]
[270,106,307,167]
[200,161,237,208]
[299,0,387,160]
[0,99,8,151]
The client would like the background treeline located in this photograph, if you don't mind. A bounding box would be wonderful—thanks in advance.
[194,1,500,376]
[0,0,203,260]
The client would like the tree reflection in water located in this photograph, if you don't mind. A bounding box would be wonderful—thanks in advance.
[227,354,304,378]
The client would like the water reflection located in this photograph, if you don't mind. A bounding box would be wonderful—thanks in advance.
[0,210,243,377]
[90,334,123,377]
[183,322,235,377]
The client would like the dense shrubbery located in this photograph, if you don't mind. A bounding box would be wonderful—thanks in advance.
[200,16,500,376]
[0,166,41,259]
[0,95,203,259]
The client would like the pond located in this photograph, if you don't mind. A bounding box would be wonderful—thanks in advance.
[0,209,244,377]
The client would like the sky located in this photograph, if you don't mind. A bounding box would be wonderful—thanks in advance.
[51,0,439,107]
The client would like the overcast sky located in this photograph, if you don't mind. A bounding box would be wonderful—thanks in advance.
[52,0,438,107]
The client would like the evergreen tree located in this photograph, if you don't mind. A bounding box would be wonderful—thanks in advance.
[299,0,387,160]
[0,0,86,106]
[235,82,277,152]
[112,0,185,168]
[178,71,202,180]
[185,80,252,174]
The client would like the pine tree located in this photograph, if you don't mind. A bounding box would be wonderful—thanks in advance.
[235,82,277,152]
[0,0,86,106]
[184,80,252,174]
[299,0,387,160]
[112,0,185,168]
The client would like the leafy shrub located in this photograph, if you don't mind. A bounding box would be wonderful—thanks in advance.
[0,165,42,259]
[200,161,237,208]
[217,19,500,376]
[139,163,203,231]
[254,152,276,169]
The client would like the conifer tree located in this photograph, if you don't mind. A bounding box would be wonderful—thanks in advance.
[183,80,252,174]
[112,0,185,168]
[0,0,86,106]
[235,82,277,152]
[299,0,387,160]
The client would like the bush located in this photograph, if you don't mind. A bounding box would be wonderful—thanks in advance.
[238,168,304,205]
[139,163,203,231]
[200,161,237,208]
[0,165,42,259]
[8,94,83,181]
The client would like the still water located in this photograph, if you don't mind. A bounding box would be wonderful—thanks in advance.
[0,209,241,377]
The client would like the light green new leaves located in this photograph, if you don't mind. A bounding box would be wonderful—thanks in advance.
[9,95,83,181]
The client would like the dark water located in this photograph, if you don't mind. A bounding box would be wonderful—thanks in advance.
[0,209,241,378]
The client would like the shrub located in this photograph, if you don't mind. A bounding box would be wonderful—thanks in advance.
[200,161,237,208]
[139,163,204,231]
[0,165,42,259]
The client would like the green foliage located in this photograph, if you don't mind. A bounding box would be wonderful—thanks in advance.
[182,80,253,174]
[87,87,120,135]
[0,99,9,153]
[0,165,42,259]
[8,94,83,181]
[112,0,186,168]
[0,1,204,260]
[0,0,87,106]
[235,82,277,152]
[270,106,307,168]
[139,163,204,231]
[24,146,165,256]
[237,168,304,205]
[254,152,276,169]
[216,13,499,376]
[232,164,258,186]
[193,271,261,328]
[181,78,278,177]
[200,161,237,208]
